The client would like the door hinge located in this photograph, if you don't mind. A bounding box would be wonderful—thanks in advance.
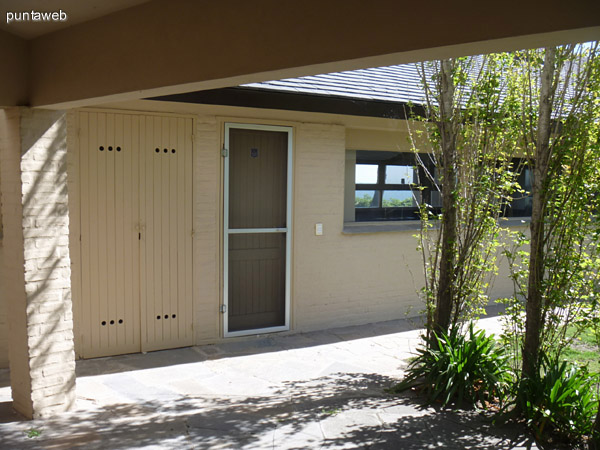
[220,304,227,313]
[221,147,228,157]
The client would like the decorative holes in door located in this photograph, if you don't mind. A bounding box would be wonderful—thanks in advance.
[99,145,124,153]
[155,314,177,320]
[153,148,177,155]
[101,319,124,326]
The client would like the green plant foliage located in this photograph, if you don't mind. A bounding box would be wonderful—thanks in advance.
[321,407,342,416]
[25,428,42,438]
[501,43,600,367]
[515,353,599,441]
[409,53,523,334]
[355,193,413,207]
[391,323,513,408]
[354,193,374,207]
[382,197,413,207]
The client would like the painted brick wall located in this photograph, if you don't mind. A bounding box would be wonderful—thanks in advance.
[0,150,6,366]
[291,123,518,332]
[193,116,221,343]
[0,113,15,369]
[0,108,75,418]
[0,244,6,368]
[0,108,32,412]
[292,123,425,331]
[0,127,4,367]
[65,111,82,357]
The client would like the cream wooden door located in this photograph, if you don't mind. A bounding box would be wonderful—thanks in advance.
[79,112,193,358]
[139,115,194,352]
[79,111,141,358]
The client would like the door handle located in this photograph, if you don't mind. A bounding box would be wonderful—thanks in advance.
[135,223,146,240]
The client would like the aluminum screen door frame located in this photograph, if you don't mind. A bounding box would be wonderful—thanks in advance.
[223,123,293,337]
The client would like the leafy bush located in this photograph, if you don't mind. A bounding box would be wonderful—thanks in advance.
[391,322,513,408]
[516,353,599,441]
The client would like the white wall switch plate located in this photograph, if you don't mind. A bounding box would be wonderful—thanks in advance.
[315,223,323,236]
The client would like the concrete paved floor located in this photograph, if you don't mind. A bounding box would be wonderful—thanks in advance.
[0,312,538,449]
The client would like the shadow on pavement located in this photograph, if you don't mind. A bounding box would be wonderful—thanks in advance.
[72,303,509,380]
[0,371,536,450]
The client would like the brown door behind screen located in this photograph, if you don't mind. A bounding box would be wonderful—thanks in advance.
[228,128,287,332]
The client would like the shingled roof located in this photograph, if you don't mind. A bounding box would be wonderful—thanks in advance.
[242,64,427,105]
[150,62,430,119]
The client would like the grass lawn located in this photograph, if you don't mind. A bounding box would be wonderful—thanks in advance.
[564,325,600,374]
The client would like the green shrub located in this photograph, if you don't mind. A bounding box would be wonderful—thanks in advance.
[517,353,599,441]
[391,322,513,408]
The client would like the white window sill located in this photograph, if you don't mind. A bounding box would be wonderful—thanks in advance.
[342,217,530,235]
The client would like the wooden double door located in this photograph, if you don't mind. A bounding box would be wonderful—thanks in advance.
[78,111,193,358]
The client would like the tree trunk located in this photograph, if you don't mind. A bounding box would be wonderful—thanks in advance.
[434,59,458,336]
[522,47,556,380]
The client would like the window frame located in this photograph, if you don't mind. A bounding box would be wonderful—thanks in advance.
[354,151,438,222]
[348,152,532,226]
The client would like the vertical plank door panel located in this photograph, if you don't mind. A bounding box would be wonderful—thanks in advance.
[79,112,141,358]
[140,115,193,352]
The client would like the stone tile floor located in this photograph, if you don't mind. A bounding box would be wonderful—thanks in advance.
[0,310,538,449]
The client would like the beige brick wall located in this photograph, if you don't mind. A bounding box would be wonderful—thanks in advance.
[0,108,32,413]
[291,123,425,331]
[65,111,81,357]
[291,123,518,332]
[0,126,4,367]
[0,134,7,368]
[193,116,221,342]
[0,108,75,418]
[0,244,6,368]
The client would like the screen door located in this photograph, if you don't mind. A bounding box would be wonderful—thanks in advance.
[223,124,292,336]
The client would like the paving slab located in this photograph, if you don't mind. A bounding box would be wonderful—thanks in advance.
[0,313,539,449]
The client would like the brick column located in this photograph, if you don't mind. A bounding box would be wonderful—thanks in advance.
[0,108,75,419]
